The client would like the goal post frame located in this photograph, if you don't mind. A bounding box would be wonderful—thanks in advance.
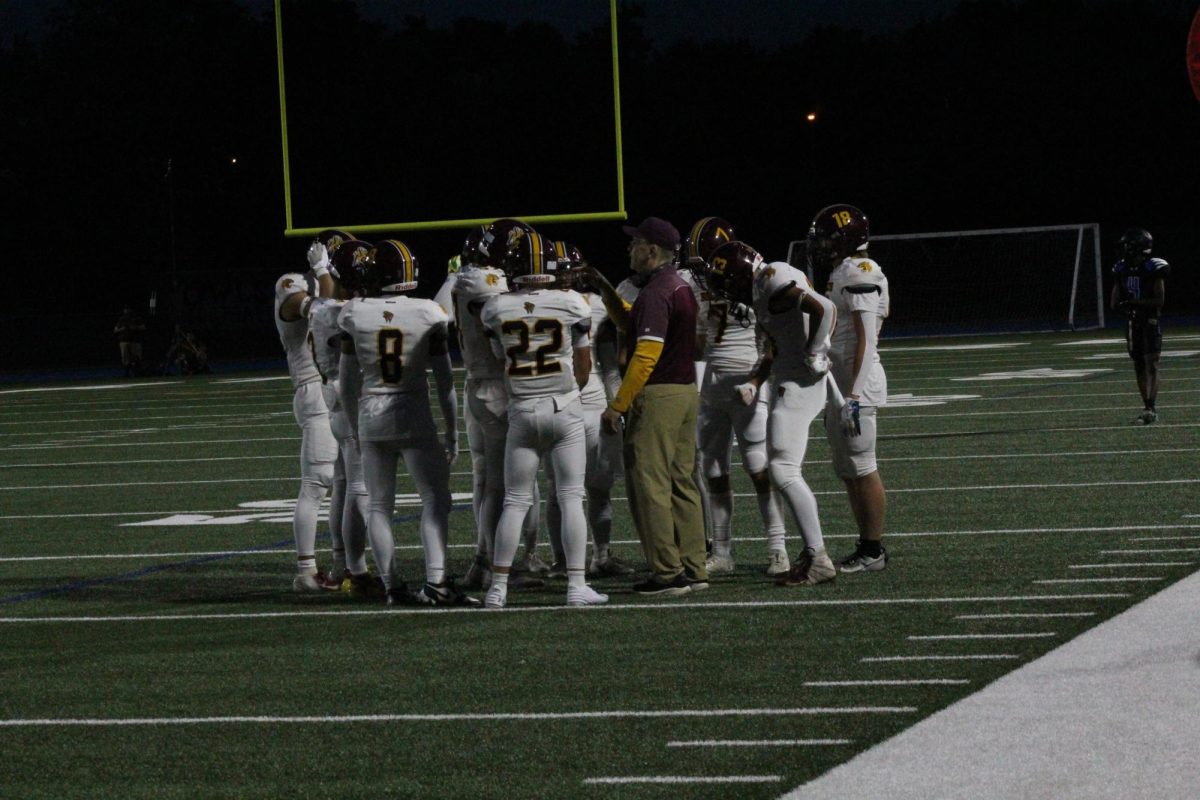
[274,0,627,237]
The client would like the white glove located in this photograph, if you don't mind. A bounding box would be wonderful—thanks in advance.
[307,241,330,276]
[733,382,757,406]
[804,351,830,376]
[444,434,459,465]
[840,399,862,437]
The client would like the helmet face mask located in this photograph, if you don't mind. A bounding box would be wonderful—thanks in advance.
[547,241,585,290]
[362,240,419,296]
[1119,228,1153,262]
[807,204,869,269]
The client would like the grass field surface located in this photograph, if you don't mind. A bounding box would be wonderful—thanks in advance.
[1,329,1197,799]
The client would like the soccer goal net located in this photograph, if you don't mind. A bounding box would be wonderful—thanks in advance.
[786,223,1105,336]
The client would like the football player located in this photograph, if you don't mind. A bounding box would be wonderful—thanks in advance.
[453,221,545,589]
[1110,227,1169,424]
[273,239,342,592]
[307,235,387,599]
[479,228,608,608]
[541,242,634,578]
[685,218,789,577]
[338,240,476,606]
[808,204,891,574]
[706,240,837,587]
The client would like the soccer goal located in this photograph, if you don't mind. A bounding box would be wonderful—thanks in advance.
[787,223,1105,335]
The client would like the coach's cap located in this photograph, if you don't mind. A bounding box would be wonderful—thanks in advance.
[622,217,680,249]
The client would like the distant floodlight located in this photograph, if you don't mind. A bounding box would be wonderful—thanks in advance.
[806,113,817,122]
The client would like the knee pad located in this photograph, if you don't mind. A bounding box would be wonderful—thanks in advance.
[768,457,802,492]
[300,472,331,501]
[303,460,334,491]
[741,441,768,475]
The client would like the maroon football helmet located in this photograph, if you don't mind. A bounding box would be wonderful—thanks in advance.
[362,240,420,295]
[704,240,763,313]
[330,239,372,295]
[502,228,555,284]
[807,204,869,268]
[684,217,737,268]
[476,218,534,269]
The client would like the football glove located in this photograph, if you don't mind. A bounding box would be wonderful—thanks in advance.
[733,382,758,406]
[444,434,459,465]
[804,352,830,376]
[840,399,862,437]
[306,241,330,276]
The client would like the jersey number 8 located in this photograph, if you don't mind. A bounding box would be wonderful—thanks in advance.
[378,328,403,383]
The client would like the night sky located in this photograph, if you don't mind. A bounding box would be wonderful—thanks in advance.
[2,0,1198,369]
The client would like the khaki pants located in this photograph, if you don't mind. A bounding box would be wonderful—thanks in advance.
[624,383,707,581]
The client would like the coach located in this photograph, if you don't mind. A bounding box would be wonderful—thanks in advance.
[601,217,708,596]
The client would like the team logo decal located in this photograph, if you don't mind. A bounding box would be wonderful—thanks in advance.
[524,302,536,314]
[383,311,394,322]
[486,273,499,286]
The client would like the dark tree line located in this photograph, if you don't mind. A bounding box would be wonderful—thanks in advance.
[2,0,1197,368]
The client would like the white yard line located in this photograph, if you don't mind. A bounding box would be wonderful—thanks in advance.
[667,739,853,746]
[0,594,1131,624]
[861,655,1020,662]
[584,775,783,785]
[1100,548,1200,554]
[1128,535,1200,541]
[0,455,293,469]
[1068,562,1193,569]
[907,633,1056,640]
[803,680,969,687]
[1033,577,1163,584]
[2,436,295,451]
[0,706,914,728]
[953,613,1095,620]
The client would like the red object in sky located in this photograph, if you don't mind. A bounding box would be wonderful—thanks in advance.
[1189,5,1200,103]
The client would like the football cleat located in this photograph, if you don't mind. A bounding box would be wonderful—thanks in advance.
[484,583,508,609]
[838,543,889,574]
[517,551,552,576]
[705,553,735,576]
[292,570,341,593]
[547,560,568,580]
[386,581,420,606]
[765,549,791,577]
[415,581,482,607]
[1135,409,1158,425]
[566,584,610,606]
[776,550,836,587]
[345,572,387,600]
[589,553,635,577]
[459,556,490,590]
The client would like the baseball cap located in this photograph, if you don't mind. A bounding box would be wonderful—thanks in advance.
[622,217,680,249]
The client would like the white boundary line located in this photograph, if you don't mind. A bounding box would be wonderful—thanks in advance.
[0,706,916,728]
[1100,548,1200,554]
[1033,577,1163,584]
[667,739,852,747]
[861,655,1020,662]
[954,613,1095,620]
[908,633,1056,641]
[584,775,782,785]
[803,680,969,687]
[0,594,1131,624]
[1068,562,1193,569]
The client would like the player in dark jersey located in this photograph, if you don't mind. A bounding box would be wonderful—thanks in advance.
[1110,228,1169,424]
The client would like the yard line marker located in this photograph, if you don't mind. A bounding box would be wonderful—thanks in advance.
[954,613,1095,620]
[1100,548,1200,554]
[584,776,782,785]
[908,633,1057,641]
[1033,577,1163,584]
[803,680,969,687]
[861,655,1020,663]
[1128,536,1200,542]
[666,739,853,747]
[0,595,1132,624]
[0,707,915,728]
[1068,562,1193,569]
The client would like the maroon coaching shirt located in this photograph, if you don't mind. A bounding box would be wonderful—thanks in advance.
[625,264,698,385]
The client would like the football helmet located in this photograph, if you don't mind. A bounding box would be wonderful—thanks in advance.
[684,217,737,268]
[705,241,763,320]
[548,241,585,289]
[362,239,420,295]
[330,239,372,295]
[502,228,555,285]
[477,218,534,269]
[460,225,486,266]
[1119,228,1153,261]
[807,204,869,268]
[317,229,354,257]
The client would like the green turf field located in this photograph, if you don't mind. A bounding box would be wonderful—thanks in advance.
[1,329,1197,799]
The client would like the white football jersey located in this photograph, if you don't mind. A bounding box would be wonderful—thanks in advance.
[826,255,889,405]
[481,288,591,401]
[699,290,760,371]
[274,273,321,389]
[753,262,828,379]
[338,296,449,395]
[307,298,345,383]
[579,292,608,406]
[433,271,457,323]
[453,266,509,380]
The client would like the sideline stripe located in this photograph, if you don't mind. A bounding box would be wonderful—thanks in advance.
[1100,548,1200,554]
[861,655,1020,662]
[0,594,1131,624]
[0,707,915,728]
[954,613,1095,620]
[584,776,782,785]
[667,739,852,747]
[908,633,1056,640]
[803,680,968,687]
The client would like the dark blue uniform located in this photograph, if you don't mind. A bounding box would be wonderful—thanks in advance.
[1113,256,1169,356]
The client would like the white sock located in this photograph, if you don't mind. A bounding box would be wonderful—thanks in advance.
[759,490,787,553]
